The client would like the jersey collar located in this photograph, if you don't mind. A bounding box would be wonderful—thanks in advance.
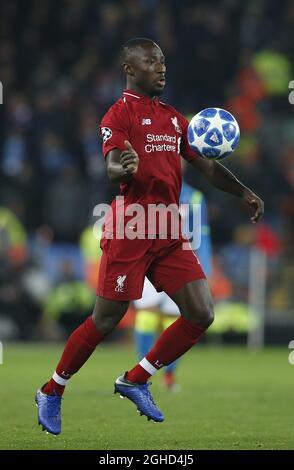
[123,89,159,105]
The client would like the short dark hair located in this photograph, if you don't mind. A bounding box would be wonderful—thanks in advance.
[119,37,156,65]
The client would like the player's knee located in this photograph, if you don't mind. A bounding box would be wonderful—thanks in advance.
[191,303,214,328]
[92,313,116,334]
[204,305,214,328]
[92,302,128,335]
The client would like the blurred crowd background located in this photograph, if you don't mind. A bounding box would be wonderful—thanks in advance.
[0,0,293,343]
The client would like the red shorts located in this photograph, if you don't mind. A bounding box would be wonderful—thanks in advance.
[97,235,205,301]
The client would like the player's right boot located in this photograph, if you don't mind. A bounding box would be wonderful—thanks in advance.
[35,388,62,435]
[114,374,164,422]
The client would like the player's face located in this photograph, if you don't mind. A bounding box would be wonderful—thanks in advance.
[129,44,166,97]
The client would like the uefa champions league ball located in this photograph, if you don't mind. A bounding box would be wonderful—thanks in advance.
[187,107,240,160]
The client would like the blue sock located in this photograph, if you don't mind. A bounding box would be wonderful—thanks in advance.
[165,360,178,374]
[135,331,156,360]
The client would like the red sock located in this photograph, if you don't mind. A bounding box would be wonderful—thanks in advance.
[43,316,104,396]
[126,316,207,384]
[164,371,175,389]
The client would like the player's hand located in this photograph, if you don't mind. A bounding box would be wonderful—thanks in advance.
[120,140,139,175]
[242,189,264,223]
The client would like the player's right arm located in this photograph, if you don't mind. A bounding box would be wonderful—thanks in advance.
[106,141,139,184]
[100,103,139,184]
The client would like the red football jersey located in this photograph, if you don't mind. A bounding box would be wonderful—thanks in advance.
[99,89,198,236]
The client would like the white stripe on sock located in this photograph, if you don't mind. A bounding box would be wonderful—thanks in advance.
[139,357,158,375]
[53,371,69,386]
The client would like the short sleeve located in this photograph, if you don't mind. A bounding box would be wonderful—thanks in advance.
[177,113,200,162]
[99,103,130,158]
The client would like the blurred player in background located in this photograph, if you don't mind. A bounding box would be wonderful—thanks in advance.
[135,175,212,391]
[36,38,263,435]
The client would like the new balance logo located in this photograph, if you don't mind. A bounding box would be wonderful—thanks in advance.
[142,118,151,125]
[115,275,127,292]
[155,360,164,369]
[61,371,71,379]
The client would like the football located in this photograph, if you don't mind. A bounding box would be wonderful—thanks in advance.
[187,107,240,160]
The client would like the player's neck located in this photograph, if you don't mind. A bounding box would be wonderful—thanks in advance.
[125,84,155,100]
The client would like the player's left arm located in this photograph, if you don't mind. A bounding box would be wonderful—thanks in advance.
[189,158,264,223]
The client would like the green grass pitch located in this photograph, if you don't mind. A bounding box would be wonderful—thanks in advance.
[0,343,293,450]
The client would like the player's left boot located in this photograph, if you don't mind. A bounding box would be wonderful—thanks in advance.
[35,388,62,435]
[114,374,164,422]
